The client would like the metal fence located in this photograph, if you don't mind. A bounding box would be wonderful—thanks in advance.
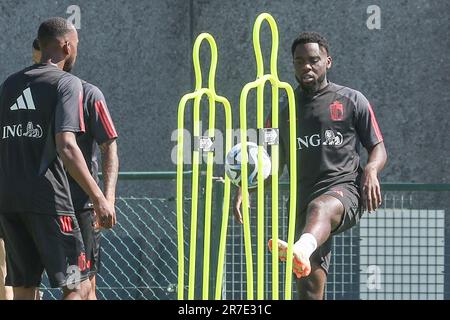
[358,190,448,300]
[40,173,450,300]
[223,190,360,300]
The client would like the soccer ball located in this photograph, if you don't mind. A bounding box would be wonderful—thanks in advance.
[224,142,271,188]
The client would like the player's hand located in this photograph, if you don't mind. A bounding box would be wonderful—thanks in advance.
[112,207,117,226]
[233,187,244,224]
[361,165,382,213]
[233,187,251,225]
[93,212,101,230]
[93,196,115,229]
[107,197,117,226]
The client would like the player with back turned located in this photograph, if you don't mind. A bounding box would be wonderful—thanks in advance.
[32,37,119,300]
[0,17,114,300]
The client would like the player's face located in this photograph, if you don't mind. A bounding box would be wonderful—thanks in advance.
[63,29,79,72]
[293,43,332,93]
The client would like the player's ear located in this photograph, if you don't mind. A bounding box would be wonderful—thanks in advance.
[62,41,70,55]
[326,55,332,70]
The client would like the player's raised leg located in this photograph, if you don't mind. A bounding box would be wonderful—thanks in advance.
[270,194,343,276]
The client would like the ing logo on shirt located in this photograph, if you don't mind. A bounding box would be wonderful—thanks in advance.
[2,122,43,139]
[323,130,343,146]
[297,130,343,149]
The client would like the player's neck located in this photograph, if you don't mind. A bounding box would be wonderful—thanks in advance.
[301,79,329,97]
[317,77,329,91]
[40,57,64,70]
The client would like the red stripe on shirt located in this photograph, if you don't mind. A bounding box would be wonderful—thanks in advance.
[95,100,118,139]
[79,91,85,132]
[100,100,118,137]
[60,216,68,232]
[368,103,383,142]
[66,216,73,232]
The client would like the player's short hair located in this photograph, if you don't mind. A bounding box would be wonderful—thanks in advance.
[37,17,74,48]
[32,38,40,51]
[291,32,330,56]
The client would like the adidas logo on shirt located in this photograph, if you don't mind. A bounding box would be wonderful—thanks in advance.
[10,88,36,110]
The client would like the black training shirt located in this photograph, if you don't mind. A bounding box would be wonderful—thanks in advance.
[269,82,383,210]
[0,64,84,215]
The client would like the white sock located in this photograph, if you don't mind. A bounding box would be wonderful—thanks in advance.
[294,233,318,259]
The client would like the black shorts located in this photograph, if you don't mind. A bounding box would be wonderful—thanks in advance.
[0,212,89,288]
[76,209,101,276]
[295,182,363,274]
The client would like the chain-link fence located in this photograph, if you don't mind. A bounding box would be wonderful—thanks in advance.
[223,189,361,300]
[359,191,448,300]
[39,175,450,300]
[41,196,186,300]
[224,187,450,300]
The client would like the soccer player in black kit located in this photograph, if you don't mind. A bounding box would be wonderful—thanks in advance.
[71,80,118,300]
[0,17,115,300]
[32,39,119,300]
[234,32,387,300]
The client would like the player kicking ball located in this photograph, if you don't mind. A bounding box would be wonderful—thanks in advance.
[268,238,311,279]
[235,32,387,299]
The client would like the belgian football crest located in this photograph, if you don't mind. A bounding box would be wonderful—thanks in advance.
[329,100,344,121]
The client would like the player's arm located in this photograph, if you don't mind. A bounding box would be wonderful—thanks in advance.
[99,139,119,224]
[87,86,119,225]
[56,132,114,228]
[355,94,388,213]
[55,75,114,228]
[362,141,387,213]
